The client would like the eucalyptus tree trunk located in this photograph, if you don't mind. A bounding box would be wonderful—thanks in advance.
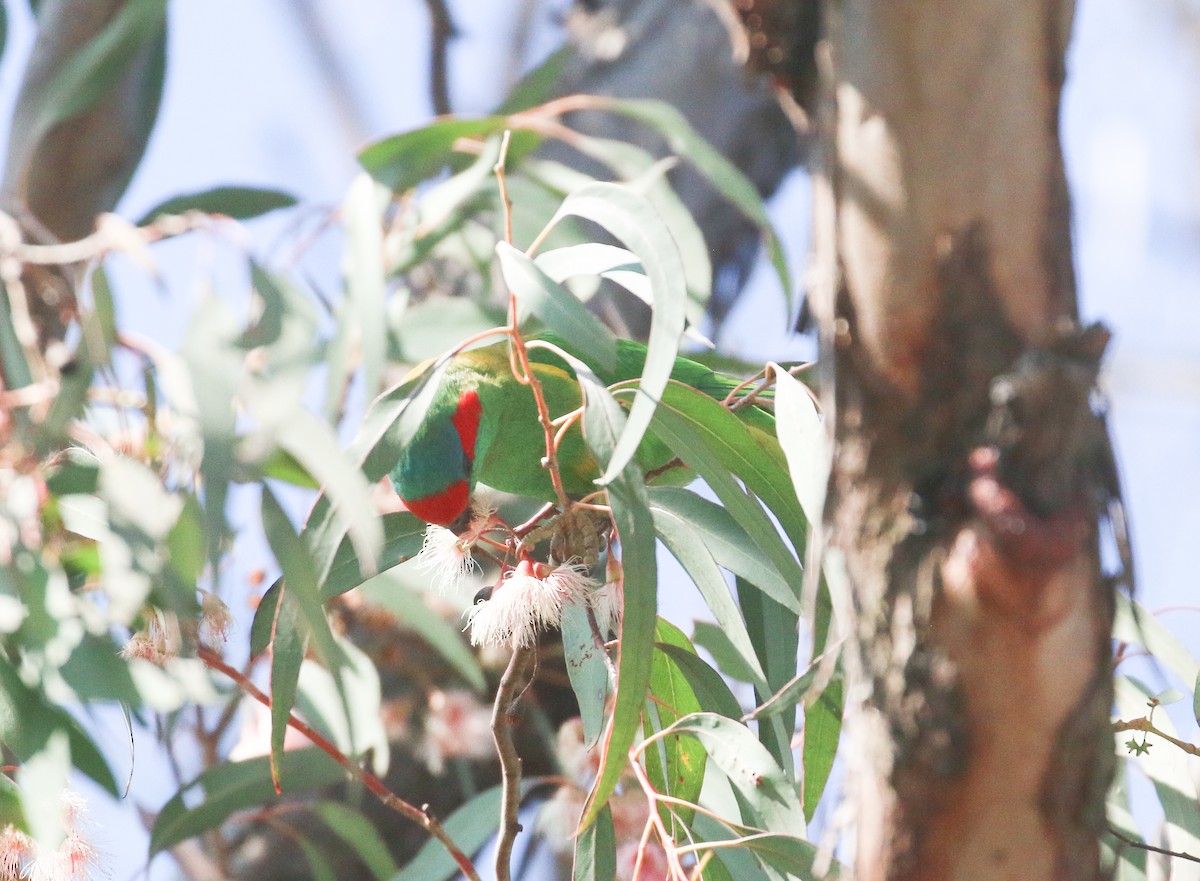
[756,1,1117,879]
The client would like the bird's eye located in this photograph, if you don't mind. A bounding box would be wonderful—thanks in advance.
[473,585,494,605]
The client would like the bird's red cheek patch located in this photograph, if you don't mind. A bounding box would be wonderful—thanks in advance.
[404,481,469,527]
[451,390,482,461]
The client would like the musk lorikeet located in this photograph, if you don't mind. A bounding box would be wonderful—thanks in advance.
[388,334,772,527]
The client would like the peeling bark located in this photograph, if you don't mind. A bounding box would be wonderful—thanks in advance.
[803,1,1116,879]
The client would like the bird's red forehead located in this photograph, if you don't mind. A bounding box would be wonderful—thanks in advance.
[451,389,482,461]
[404,480,469,527]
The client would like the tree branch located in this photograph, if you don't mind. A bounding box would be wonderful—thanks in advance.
[1107,823,1200,866]
[197,647,482,881]
[490,644,537,881]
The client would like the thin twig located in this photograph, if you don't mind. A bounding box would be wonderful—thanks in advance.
[1115,717,1200,757]
[197,647,482,881]
[1107,823,1200,865]
[491,645,537,881]
[493,131,573,512]
[423,0,456,115]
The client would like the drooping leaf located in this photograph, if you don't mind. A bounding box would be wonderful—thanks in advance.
[738,577,799,775]
[322,512,426,600]
[572,803,616,881]
[311,802,399,881]
[801,676,842,821]
[358,116,538,193]
[548,349,655,829]
[593,97,792,303]
[539,182,688,485]
[650,508,768,691]
[136,186,297,224]
[496,241,617,372]
[298,836,339,881]
[0,657,117,795]
[658,713,805,834]
[149,749,347,856]
[654,644,743,720]
[651,490,798,617]
[561,599,611,749]
[649,488,790,603]
[645,620,707,830]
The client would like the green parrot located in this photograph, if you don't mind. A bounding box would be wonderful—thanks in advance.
[388,334,772,528]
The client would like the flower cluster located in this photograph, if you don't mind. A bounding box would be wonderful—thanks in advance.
[465,559,595,649]
[1,792,99,881]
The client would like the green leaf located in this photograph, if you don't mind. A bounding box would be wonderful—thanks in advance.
[311,802,398,881]
[149,749,347,855]
[0,656,118,795]
[649,386,805,604]
[572,803,616,881]
[1194,670,1199,727]
[690,813,775,881]
[358,572,485,692]
[329,173,388,416]
[60,634,141,704]
[692,622,765,688]
[496,241,618,373]
[0,282,33,390]
[298,835,339,881]
[540,182,688,485]
[261,488,346,786]
[394,781,543,881]
[595,98,792,303]
[651,488,798,616]
[44,447,100,495]
[649,487,791,601]
[496,48,569,114]
[322,512,426,600]
[654,382,809,554]
[654,644,742,720]
[80,265,118,368]
[739,833,832,880]
[1115,595,1200,687]
[645,620,707,829]
[659,713,805,833]
[561,598,611,749]
[135,186,297,224]
[650,507,769,691]
[771,365,827,524]
[547,350,656,829]
[0,775,27,832]
[28,0,167,140]
[273,407,384,578]
[268,588,306,790]
[358,116,538,193]
[738,578,799,775]
[802,676,842,821]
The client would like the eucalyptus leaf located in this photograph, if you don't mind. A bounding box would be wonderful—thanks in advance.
[136,186,297,224]
[150,749,347,855]
[311,801,399,881]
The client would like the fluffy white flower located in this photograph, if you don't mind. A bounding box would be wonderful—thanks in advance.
[415,525,480,592]
[466,560,594,648]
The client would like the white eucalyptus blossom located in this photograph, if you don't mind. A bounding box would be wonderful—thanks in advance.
[466,560,594,648]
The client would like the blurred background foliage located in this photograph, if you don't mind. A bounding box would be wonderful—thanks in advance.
[0,1,1197,881]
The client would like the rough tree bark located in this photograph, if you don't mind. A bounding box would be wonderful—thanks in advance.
[742,1,1117,879]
